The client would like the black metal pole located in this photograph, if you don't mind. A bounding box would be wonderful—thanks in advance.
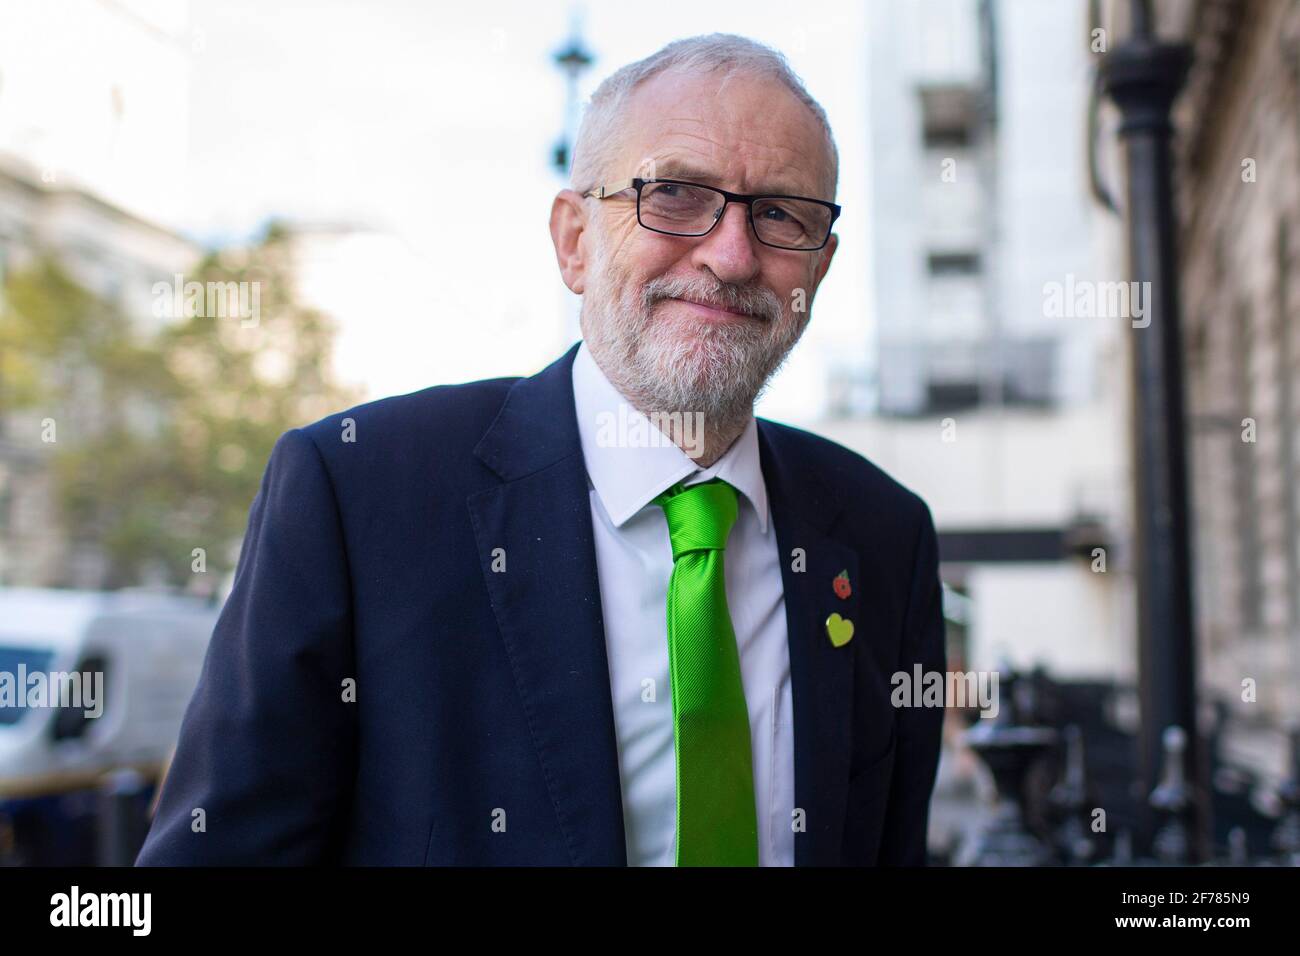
[1099,6,1207,860]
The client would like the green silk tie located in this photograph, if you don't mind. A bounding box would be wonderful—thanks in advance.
[653,477,759,866]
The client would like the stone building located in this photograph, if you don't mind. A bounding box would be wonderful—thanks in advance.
[1170,0,1300,757]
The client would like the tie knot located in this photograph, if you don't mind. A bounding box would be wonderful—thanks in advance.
[654,478,739,559]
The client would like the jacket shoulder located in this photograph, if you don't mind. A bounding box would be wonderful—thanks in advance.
[295,373,522,451]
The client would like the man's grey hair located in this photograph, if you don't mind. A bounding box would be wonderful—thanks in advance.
[569,33,839,201]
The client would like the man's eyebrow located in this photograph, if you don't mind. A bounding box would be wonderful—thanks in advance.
[650,162,814,197]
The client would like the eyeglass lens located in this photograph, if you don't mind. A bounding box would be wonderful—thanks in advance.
[638,181,831,250]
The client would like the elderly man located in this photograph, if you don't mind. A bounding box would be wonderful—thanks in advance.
[137,33,944,867]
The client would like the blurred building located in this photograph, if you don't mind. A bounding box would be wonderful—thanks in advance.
[1169,0,1300,756]
[0,0,199,587]
[0,159,198,589]
[818,0,1134,682]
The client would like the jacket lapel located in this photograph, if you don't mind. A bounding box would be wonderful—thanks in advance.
[758,421,858,866]
[468,343,628,865]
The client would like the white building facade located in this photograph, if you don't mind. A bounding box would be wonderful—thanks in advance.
[816,0,1135,683]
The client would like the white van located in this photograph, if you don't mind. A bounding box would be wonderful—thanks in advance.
[0,587,218,798]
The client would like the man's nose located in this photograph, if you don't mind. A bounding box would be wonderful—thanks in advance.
[689,201,762,284]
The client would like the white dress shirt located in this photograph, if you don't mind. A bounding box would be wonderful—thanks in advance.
[570,340,794,866]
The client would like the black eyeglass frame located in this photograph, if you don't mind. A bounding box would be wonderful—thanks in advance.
[582,177,842,252]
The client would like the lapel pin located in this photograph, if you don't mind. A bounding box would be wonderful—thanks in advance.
[825,613,854,648]
[833,569,851,600]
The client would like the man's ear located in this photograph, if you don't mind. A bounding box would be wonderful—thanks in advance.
[811,231,838,289]
[550,189,590,295]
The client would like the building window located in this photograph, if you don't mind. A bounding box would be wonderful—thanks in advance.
[919,86,978,150]
[925,381,982,413]
[927,251,981,276]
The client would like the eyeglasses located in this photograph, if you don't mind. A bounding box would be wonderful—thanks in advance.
[582,177,841,252]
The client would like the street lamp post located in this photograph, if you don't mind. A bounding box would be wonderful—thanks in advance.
[551,26,594,176]
[1099,0,1207,861]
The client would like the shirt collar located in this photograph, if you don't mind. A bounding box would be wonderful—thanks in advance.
[571,339,770,533]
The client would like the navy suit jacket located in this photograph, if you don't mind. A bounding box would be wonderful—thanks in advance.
[136,342,945,866]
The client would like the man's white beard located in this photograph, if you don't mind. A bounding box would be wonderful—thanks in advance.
[580,242,809,437]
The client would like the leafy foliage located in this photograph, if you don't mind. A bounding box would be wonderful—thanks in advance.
[0,224,361,589]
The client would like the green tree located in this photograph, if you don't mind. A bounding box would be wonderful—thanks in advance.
[0,222,360,589]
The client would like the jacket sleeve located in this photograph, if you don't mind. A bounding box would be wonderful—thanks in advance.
[136,428,358,865]
[877,500,946,865]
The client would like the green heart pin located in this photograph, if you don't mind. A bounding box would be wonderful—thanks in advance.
[825,613,854,648]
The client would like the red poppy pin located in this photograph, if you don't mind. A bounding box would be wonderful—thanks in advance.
[833,569,851,600]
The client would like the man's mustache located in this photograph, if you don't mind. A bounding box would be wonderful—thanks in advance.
[640,276,784,324]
